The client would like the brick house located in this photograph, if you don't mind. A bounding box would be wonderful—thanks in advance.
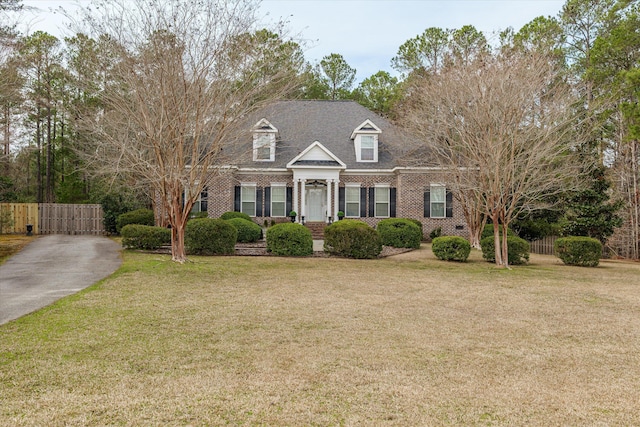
[193,100,467,238]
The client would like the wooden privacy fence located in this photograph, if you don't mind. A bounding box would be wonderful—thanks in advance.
[529,235,558,256]
[0,203,38,234]
[0,203,104,235]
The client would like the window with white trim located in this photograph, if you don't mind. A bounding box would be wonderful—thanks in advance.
[360,135,375,161]
[253,133,275,161]
[191,187,208,214]
[241,185,256,216]
[354,134,378,162]
[430,185,446,218]
[345,185,360,217]
[271,185,286,217]
[375,186,390,217]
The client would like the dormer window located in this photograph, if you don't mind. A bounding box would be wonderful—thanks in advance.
[252,118,277,162]
[351,119,381,163]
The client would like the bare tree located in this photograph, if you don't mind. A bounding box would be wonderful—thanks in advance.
[73,0,301,262]
[399,51,587,267]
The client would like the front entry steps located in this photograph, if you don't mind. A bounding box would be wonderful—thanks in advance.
[305,222,327,240]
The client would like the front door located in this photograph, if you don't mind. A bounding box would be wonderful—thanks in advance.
[306,187,326,221]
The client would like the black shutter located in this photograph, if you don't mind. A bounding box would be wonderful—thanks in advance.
[264,187,271,217]
[256,187,263,217]
[360,187,367,217]
[424,190,430,218]
[234,186,241,212]
[286,187,293,216]
[446,189,453,218]
[390,188,396,218]
[201,187,208,213]
[369,187,375,217]
[339,187,345,213]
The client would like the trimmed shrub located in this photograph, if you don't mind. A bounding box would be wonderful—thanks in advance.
[554,236,602,267]
[407,219,424,238]
[227,217,262,243]
[429,227,442,241]
[121,224,171,250]
[323,219,382,259]
[266,222,313,256]
[377,218,422,249]
[185,218,237,255]
[480,235,530,265]
[190,211,208,219]
[116,208,155,234]
[481,224,516,240]
[220,211,252,222]
[432,236,471,262]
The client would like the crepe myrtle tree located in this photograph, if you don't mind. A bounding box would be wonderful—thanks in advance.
[73,0,300,262]
[398,50,588,267]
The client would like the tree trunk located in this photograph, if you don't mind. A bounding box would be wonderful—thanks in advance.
[491,213,504,267]
[501,222,510,269]
[170,220,187,263]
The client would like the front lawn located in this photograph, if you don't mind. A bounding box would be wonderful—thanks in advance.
[1,246,640,425]
[0,235,36,265]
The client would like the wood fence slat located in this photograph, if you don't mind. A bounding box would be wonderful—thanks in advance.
[0,203,103,235]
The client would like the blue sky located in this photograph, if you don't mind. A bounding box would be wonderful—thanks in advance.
[21,0,566,82]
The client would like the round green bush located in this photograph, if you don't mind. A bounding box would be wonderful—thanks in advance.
[554,236,602,267]
[266,222,313,256]
[377,218,422,249]
[407,219,424,239]
[481,224,516,240]
[116,208,155,234]
[121,224,171,250]
[432,236,471,262]
[323,219,382,259]
[220,211,252,222]
[185,218,237,255]
[480,235,530,265]
[226,217,262,243]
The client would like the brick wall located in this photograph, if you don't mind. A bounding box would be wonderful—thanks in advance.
[204,169,470,240]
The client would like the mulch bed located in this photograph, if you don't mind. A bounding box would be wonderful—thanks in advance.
[235,241,414,258]
[148,241,414,258]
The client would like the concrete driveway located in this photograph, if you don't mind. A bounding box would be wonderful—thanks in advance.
[0,235,122,325]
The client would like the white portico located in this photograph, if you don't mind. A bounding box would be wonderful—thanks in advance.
[287,141,346,223]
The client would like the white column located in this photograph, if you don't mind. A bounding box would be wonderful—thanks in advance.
[334,179,340,219]
[300,179,306,223]
[326,180,332,223]
[293,179,299,219]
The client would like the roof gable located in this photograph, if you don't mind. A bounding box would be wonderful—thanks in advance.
[351,119,381,139]
[286,141,346,169]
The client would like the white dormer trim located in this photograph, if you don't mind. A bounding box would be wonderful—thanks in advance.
[286,141,346,169]
[350,119,381,139]
[252,118,278,162]
[351,120,381,163]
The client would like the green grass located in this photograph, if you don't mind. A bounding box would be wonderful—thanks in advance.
[2,246,640,425]
[0,235,36,265]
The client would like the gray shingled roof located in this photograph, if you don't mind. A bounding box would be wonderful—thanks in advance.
[236,100,406,169]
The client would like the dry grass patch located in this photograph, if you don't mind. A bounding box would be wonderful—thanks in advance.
[1,245,640,425]
[0,234,36,265]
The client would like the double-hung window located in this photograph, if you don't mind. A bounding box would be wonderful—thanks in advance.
[254,134,273,161]
[271,185,286,217]
[191,187,208,214]
[360,135,375,161]
[375,186,390,217]
[345,185,360,217]
[241,185,256,216]
[430,185,446,218]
